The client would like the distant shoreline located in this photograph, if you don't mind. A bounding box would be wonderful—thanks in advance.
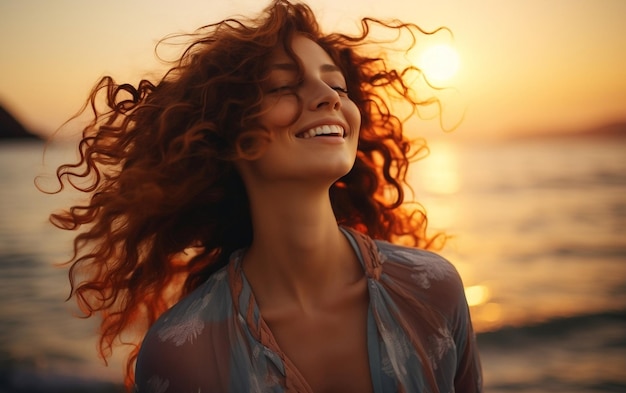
[505,120,626,142]
[0,105,44,141]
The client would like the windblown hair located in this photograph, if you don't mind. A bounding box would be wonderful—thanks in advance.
[48,0,446,389]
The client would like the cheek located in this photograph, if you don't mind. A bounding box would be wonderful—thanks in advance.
[262,96,300,128]
[345,101,362,135]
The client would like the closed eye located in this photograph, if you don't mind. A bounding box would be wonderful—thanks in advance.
[268,85,296,94]
[332,86,349,94]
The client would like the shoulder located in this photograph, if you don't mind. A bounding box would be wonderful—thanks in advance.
[372,240,483,391]
[375,240,463,288]
[145,267,232,346]
[135,267,234,390]
[374,240,467,313]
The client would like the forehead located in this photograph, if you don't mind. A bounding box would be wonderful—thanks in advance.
[269,34,336,66]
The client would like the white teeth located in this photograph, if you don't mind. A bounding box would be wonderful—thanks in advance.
[298,124,344,139]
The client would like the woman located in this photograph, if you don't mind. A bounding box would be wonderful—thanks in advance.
[50,0,482,391]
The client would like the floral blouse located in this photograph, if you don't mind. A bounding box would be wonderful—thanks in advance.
[135,227,482,392]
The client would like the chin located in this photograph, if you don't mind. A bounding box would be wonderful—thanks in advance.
[325,162,356,183]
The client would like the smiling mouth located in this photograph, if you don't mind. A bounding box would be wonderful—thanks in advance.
[296,124,345,139]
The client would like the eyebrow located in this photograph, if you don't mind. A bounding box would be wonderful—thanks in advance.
[269,63,342,73]
[320,64,342,73]
[269,63,297,71]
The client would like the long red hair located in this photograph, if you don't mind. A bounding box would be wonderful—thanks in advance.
[47,0,447,389]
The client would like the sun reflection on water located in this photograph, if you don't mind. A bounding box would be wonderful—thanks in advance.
[465,285,490,307]
[409,140,461,196]
[464,285,505,330]
[405,140,463,231]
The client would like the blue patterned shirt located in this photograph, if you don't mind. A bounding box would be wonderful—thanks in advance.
[135,227,482,392]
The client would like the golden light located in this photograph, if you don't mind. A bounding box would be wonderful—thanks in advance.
[481,303,503,323]
[410,140,460,196]
[465,285,490,307]
[417,44,460,83]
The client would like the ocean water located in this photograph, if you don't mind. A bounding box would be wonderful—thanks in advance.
[0,136,625,392]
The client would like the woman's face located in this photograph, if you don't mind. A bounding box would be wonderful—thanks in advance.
[238,34,361,186]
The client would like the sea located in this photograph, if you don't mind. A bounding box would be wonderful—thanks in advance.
[1,134,625,392]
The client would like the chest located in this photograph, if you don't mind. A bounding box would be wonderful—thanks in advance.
[263,291,374,392]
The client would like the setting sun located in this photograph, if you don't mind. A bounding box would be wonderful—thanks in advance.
[416,44,460,83]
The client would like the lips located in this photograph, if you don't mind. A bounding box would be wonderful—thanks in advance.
[296,124,345,139]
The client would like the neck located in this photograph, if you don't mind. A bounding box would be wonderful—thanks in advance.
[242,184,360,312]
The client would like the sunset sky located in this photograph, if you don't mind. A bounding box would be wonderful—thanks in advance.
[1,0,625,140]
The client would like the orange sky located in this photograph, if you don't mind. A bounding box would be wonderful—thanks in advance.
[1,0,625,140]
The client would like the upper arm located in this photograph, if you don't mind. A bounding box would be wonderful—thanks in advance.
[449,273,483,392]
[134,329,199,393]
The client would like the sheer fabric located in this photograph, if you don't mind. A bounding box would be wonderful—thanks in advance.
[135,227,482,392]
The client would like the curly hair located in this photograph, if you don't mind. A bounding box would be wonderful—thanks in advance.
[47,0,447,389]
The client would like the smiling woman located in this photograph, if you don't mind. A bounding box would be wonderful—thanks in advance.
[42,1,482,392]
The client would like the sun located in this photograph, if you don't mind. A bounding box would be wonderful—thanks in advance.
[417,44,460,83]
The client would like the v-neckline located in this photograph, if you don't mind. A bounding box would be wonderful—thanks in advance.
[229,226,382,392]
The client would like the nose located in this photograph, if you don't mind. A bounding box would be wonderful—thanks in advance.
[308,81,342,111]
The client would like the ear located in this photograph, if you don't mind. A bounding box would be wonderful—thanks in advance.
[234,129,273,161]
